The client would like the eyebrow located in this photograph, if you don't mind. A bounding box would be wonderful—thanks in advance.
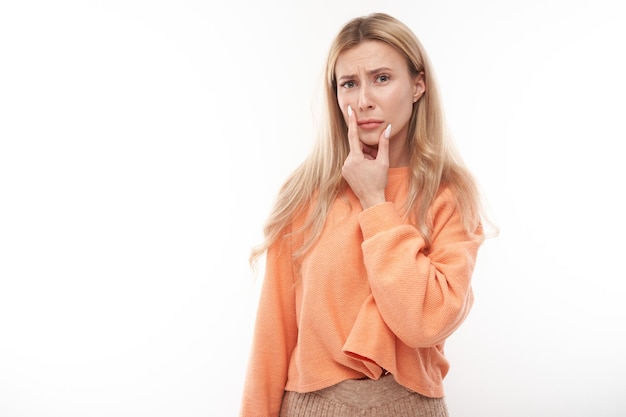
[336,67,393,83]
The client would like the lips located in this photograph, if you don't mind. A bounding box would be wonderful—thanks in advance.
[357,119,384,130]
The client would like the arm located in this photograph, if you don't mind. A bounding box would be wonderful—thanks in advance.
[240,232,298,417]
[359,188,481,348]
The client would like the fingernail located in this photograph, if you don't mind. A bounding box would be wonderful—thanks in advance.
[385,124,392,138]
[348,105,353,117]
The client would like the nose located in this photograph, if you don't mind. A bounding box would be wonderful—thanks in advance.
[358,84,374,111]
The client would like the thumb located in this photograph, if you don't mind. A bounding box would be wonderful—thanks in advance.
[376,124,391,162]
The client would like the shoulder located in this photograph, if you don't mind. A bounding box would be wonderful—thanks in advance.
[431,184,458,216]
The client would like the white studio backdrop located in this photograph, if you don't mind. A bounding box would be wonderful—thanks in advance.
[1,0,624,416]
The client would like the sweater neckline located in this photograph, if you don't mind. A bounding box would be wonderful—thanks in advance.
[388,166,410,178]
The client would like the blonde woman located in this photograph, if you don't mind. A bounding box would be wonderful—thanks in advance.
[240,12,488,417]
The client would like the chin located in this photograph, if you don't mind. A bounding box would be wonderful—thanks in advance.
[359,132,381,146]
[361,140,379,148]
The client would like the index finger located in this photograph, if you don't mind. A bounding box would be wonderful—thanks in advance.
[346,105,363,155]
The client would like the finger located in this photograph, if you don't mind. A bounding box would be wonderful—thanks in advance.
[346,105,363,156]
[376,124,391,163]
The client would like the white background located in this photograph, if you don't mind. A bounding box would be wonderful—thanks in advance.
[1,0,625,416]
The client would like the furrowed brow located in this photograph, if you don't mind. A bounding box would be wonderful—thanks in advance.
[337,74,356,84]
[337,67,393,83]
[367,67,393,75]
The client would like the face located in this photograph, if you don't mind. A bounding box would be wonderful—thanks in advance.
[335,40,424,163]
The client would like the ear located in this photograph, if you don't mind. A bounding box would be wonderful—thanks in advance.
[412,71,426,102]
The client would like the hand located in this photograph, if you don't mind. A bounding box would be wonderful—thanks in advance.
[341,105,391,210]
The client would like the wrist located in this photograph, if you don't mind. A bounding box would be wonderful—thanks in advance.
[359,194,386,210]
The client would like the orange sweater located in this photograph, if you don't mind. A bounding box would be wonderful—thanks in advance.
[240,167,482,417]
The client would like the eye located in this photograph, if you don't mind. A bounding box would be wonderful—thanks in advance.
[341,80,357,89]
[376,74,391,83]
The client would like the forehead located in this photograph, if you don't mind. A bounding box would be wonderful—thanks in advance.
[335,40,407,75]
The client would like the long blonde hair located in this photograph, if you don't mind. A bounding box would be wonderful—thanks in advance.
[251,12,485,266]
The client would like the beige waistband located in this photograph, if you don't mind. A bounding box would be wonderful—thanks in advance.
[315,374,415,408]
[280,374,449,417]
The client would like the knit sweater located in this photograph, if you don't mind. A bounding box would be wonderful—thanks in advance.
[240,167,483,417]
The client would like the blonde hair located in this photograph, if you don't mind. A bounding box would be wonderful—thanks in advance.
[251,12,486,266]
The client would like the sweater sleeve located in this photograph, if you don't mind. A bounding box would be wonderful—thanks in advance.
[239,231,298,417]
[357,187,482,348]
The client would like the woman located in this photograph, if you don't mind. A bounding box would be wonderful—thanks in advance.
[240,12,487,417]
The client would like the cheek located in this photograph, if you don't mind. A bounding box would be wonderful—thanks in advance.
[386,92,412,119]
[336,96,350,122]
[336,94,348,112]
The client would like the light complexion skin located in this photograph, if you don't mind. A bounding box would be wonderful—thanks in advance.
[336,40,425,209]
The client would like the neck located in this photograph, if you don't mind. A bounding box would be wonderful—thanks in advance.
[388,134,410,167]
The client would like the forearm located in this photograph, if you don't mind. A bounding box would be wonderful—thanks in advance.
[240,240,298,416]
[358,200,480,347]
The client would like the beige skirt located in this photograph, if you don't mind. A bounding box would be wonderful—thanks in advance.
[279,374,449,417]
